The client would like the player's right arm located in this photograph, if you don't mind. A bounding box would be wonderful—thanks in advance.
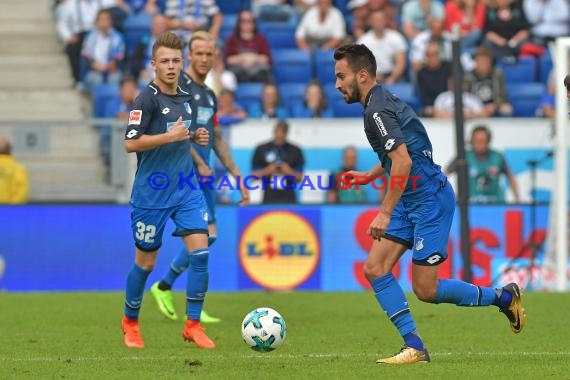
[125,116,190,153]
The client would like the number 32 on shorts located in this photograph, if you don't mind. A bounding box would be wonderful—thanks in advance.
[135,221,156,243]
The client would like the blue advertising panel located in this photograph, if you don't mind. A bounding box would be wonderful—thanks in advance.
[0,204,550,292]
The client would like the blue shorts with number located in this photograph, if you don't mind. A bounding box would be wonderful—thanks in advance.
[202,186,216,224]
[131,198,209,252]
[384,180,456,265]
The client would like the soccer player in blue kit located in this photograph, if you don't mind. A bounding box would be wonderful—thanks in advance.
[333,44,526,364]
[150,31,250,324]
[121,32,215,349]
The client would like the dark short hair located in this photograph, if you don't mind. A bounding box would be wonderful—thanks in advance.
[564,75,570,91]
[275,120,289,134]
[333,44,377,77]
[471,124,492,143]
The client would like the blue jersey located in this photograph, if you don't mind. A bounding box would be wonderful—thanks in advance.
[363,84,446,201]
[180,72,218,164]
[125,82,201,209]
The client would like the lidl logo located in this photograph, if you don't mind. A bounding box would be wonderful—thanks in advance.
[239,211,320,290]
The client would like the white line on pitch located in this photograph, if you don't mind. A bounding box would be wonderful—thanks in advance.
[2,352,570,362]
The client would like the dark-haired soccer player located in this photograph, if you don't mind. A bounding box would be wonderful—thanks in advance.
[150,31,250,324]
[333,43,526,364]
[122,32,215,349]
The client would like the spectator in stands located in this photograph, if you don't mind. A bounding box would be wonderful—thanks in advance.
[292,80,333,118]
[295,0,347,51]
[465,46,513,117]
[401,0,445,39]
[57,0,104,86]
[81,9,125,86]
[251,120,305,204]
[349,0,398,39]
[205,47,238,97]
[433,77,485,119]
[481,0,530,61]
[444,0,486,50]
[356,9,407,83]
[293,0,317,16]
[224,10,272,83]
[165,0,222,42]
[410,18,452,72]
[217,89,248,125]
[0,138,29,204]
[328,146,369,204]
[252,0,296,22]
[445,125,520,203]
[417,41,452,117]
[523,0,569,46]
[248,82,289,119]
[130,14,169,85]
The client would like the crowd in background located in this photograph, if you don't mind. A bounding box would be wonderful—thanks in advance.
[38,0,570,204]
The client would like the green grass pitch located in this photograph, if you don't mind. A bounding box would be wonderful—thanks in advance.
[1,292,569,379]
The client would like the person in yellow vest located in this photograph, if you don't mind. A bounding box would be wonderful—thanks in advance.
[0,138,29,204]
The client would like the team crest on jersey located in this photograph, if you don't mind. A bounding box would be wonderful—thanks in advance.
[207,94,214,106]
[184,102,192,114]
[128,110,142,125]
[197,106,214,124]
[194,94,200,101]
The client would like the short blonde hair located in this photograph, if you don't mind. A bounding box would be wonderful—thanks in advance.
[188,31,216,51]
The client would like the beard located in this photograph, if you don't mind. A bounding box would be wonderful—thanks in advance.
[344,79,361,104]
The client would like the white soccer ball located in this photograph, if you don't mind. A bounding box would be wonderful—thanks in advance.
[241,307,287,352]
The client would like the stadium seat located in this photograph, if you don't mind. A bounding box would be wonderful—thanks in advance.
[507,82,545,117]
[217,0,245,14]
[91,83,120,118]
[259,24,297,49]
[271,49,312,83]
[335,0,351,15]
[314,49,336,85]
[539,51,552,84]
[235,82,264,110]
[123,13,152,57]
[220,14,238,43]
[497,56,537,83]
[278,83,307,111]
[384,83,422,112]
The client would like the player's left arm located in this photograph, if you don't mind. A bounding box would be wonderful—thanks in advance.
[212,126,250,205]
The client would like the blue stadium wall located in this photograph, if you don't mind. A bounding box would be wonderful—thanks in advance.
[0,204,555,292]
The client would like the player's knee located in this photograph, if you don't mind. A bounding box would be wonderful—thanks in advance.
[363,261,390,281]
[412,283,437,303]
[189,249,209,271]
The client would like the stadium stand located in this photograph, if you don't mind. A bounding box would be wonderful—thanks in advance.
[497,56,537,84]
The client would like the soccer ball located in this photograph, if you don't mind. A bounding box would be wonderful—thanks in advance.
[241,307,287,352]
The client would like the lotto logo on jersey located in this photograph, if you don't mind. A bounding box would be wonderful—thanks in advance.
[129,110,142,125]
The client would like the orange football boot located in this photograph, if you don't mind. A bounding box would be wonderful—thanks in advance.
[182,319,215,349]
[122,316,144,348]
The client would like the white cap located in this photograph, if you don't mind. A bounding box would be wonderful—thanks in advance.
[347,0,368,10]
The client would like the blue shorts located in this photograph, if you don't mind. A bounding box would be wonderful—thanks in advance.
[131,198,208,252]
[202,186,216,224]
[384,180,456,266]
